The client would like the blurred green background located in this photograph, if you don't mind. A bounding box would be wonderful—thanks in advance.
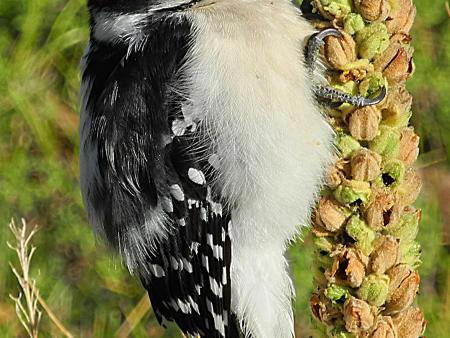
[0,0,449,337]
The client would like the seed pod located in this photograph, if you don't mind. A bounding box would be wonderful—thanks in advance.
[329,248,366,288]
[367,316,397,338]
[324,31,357,70]
[343,297,376,333]
[385,264,420,314]
[374,34,414,85]
[364,188,398,230]
[348,105,382,141]
[392,307,426,338]
[354,0,391,21]
[357,273,390,306]
[327,159,351,189]
[397,128,420,166]
[385,0,416,34]
[381,86,413,128]
[351,148,382,181]
[370,235,400,274]
[310,293,343,325]
[396,169,422,205]
[318,196,351,232]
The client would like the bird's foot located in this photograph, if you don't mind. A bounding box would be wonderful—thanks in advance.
[314,85,387,108]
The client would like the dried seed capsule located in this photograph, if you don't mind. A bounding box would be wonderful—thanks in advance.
[324,31,357,70]
[357,273,390,306]
[397,128,420,166]
[370,235,400,274]
[327,159,351,189]
[385,0,416,34]
[318,196,351,232]
[392,307,426,338]
[310,293,343,324]
[343,297,375,333]
[381,85,413,128]
[354,0,391,21]
[329,248,366,288]
[386,264,420,314]
[348,105,382,141]
[396,169,422,205]
[351,148,382,181]
[364,188,396,230]
[374,34,414,85]
[368,316,396,338]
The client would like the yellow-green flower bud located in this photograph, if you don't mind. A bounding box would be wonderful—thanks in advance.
[399,240,422,268]
[314,0,353,20]
[369,125,401,159]
[381,160,406,187]
[334,180,371,205]
[357,274,390,306]
[325,283,350,303]
[328,327,356,338]
[314,236,335,253]
[386,207,420,243]
[345,215,376,255]
[355,22,390,60]
[343,13,366,35]
[358,72,386,98]
[335,132,361,158]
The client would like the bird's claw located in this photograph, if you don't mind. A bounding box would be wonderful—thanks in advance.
[315,85,387,108]
[305,28,343,72]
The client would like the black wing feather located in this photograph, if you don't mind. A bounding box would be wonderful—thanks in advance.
[83,17,238,337]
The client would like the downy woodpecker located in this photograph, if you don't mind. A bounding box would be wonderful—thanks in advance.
[80,1,385,337]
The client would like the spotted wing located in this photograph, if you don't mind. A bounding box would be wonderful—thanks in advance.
[142,102,235,338]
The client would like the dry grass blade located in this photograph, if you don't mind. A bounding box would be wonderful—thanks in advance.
[8,218,74,338]
[8,218,42,338]
[115,294,151,338]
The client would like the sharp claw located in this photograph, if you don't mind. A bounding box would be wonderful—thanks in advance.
[314,28,343,41]
[306,28,343,72]
[360,86,387,107]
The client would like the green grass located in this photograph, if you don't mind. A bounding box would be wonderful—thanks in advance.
[0,0,449,337]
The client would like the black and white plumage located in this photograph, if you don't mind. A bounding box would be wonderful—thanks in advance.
[80,1,335,337]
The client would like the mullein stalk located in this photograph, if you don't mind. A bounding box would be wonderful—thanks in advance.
[306,0,426,336]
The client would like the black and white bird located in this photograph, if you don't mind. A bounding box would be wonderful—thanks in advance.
[79,1,385,337]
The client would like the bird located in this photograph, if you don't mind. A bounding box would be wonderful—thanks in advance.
[79,1,385,337]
